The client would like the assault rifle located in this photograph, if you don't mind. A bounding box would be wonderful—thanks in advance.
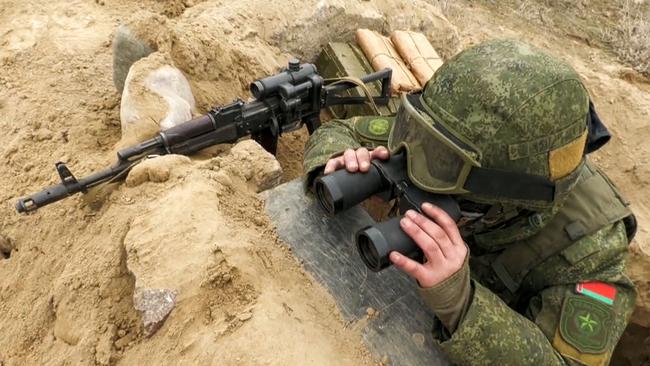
[16,59,392,213]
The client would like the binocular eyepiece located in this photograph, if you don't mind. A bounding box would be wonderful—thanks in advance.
[314,153,459,272]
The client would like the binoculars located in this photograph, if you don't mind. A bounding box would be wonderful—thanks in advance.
[314,153,460,272]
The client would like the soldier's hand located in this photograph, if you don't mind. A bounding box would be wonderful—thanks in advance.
[390,203,468,288]
[323,146,390,175]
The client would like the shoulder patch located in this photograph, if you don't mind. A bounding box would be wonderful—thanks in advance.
[368,118,391,136]
[559,294,613,354]
[354,117,393,144]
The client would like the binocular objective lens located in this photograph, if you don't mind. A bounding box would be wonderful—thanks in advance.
[357,233,380,270]
[315,181,335,215]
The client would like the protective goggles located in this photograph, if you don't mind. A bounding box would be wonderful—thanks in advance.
[388,94,557,202]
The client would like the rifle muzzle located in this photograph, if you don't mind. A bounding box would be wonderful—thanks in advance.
[16,183,73,213]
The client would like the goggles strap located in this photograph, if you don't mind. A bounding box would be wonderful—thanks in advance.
[463,167,555,202]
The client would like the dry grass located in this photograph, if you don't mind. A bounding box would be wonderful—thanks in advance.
[605,0,650,76]
[444,0,650,76]
[432,0,452,17]
[503,0,650,77]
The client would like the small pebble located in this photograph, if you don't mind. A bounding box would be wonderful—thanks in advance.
[366,307,377,317]
[237,312,253,321]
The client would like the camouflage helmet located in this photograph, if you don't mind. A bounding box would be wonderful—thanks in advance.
[388,39,590,210]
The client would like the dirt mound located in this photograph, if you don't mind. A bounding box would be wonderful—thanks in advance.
[114,143,371,365]
[0,0,380,364]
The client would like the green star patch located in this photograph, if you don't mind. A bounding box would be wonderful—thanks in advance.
[559,294,613,354]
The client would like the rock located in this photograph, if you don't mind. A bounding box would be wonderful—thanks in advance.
[119,52,196,148]
[125,154,191,187]
[411,332,425,346]
[112,12,172,93]
[366,307,377,317]
[226,140,283,192]
[112,25,154,93]
[0,235,12,259]
[133,288,177,336]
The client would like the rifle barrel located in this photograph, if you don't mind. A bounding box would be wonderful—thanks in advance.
[15,160,132,213]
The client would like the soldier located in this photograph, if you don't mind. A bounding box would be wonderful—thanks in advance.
[303,39,637,365]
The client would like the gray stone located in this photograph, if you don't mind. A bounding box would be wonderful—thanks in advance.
[133,287,177,336]
[112,25,154,93]
[118,52,196,147]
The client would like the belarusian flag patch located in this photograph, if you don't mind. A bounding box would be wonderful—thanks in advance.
[576,282,617,306]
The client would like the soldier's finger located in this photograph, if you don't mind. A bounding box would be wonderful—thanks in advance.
[323,156,344,175]
[356,148,371,172]
[421,202,463,245]
[389,251,426,281]
[404,210,454,258]
[400,217,446,262]
[370,146,390,160]
[343,149,359,172]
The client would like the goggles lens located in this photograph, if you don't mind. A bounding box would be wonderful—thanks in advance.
[388,95,481,193]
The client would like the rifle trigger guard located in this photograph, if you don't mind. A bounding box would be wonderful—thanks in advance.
[55,162,85,193]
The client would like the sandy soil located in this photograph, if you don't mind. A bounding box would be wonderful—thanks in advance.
[0,0,648,365]
[0,1,376,365]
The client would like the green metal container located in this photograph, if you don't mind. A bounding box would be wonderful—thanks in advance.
[316,42,400,119]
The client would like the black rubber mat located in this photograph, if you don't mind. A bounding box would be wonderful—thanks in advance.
[263,179,449,366]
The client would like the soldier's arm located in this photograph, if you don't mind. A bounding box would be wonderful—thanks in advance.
[303,116,394,186]
[422,221,636,366]
[303,118,361,181]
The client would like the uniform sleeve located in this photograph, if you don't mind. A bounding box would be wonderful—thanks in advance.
[429,221,636,366]
[303,118,361,187]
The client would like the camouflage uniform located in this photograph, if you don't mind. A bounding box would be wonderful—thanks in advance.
[303,40,636,366]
